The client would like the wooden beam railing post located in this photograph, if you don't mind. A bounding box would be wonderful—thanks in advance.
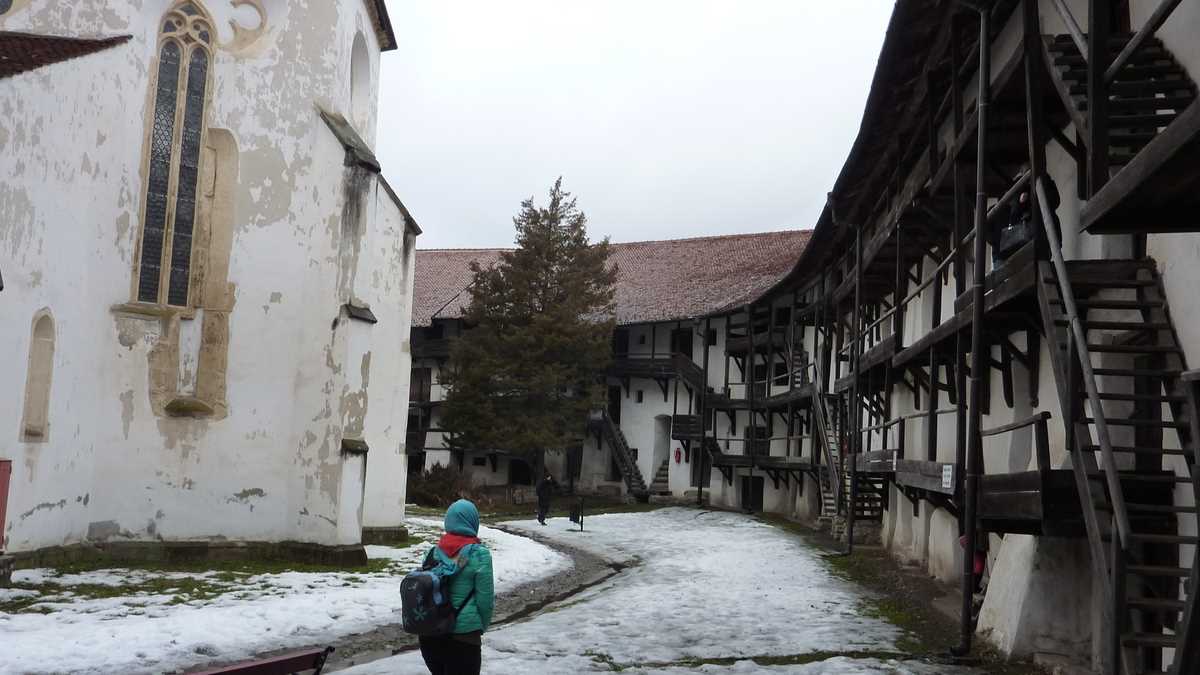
[1037,177,1130,550]
[1051,0,1089,61]
[1106,0,1183,83]
[1087,0,1111,196]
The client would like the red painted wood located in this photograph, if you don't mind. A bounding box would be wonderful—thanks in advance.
[0,460,11,551]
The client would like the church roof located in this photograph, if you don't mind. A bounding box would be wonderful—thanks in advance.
[412,230,812,327]
[0,31,130,79]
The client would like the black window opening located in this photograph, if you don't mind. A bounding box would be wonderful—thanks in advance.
[613,328,630,357]
[410,367,432,403]
[509,458,533,485]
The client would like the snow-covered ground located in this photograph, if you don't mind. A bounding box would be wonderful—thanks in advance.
[341,508,976,674]
[0,519,569,674]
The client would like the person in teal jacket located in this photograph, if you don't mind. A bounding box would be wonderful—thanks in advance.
[419,499,494,675]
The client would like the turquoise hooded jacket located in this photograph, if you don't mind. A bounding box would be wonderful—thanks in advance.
[425,499,495,634]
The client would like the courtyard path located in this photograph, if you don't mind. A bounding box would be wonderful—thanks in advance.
[338,508,973,674]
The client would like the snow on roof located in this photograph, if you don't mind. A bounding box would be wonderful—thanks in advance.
[412,230,812,327]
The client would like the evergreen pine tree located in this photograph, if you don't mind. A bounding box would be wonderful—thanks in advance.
[440,179,617,473]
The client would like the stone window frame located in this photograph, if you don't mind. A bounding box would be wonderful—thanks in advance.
[20,310,55,443]
[129,1,216,311]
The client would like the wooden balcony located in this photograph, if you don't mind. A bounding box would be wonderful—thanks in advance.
[412,338,452,359]
[725,329,788,355]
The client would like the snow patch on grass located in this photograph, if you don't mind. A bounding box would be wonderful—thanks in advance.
[0,520,568,674]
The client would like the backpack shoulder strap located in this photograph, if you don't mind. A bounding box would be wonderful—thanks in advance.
[454,586,476,614]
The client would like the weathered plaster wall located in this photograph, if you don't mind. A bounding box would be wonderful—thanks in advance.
[0,0,412,553]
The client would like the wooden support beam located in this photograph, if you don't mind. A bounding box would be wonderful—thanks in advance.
[1087,0,1111,196]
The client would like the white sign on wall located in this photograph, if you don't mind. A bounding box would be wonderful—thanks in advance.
[942,465,954,490]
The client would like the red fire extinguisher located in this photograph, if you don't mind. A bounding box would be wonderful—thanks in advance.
[674,448,682,464]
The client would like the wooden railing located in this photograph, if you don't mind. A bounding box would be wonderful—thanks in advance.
[1036,177,1130,551]
[980,410,1052,479]
[1107,0,1183,81]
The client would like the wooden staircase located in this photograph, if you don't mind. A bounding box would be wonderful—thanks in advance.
[1044,33,1196,172]
[648,459,671,496]
[812,390,845,527]
[849,473,887,523]
[1037,254,1200,674]
[594,412,649,500]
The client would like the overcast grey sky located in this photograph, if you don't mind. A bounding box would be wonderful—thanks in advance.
[376,1,893,249]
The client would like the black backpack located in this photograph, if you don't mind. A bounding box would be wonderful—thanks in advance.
[400,547,476,635]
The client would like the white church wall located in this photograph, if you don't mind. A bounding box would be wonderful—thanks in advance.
[0,0,412,554]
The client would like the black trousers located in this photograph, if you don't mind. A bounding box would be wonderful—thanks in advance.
[537,497,550,522]
[419,635,481,675]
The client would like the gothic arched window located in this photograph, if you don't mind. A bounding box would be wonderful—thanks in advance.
[135,1,213,307]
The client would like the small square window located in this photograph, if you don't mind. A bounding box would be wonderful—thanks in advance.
[636,390,644,403]
[471,457,487,467]
[638,334,647,345]
[706,329,718,346]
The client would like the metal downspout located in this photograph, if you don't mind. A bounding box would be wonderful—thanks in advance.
[953,2,990,658]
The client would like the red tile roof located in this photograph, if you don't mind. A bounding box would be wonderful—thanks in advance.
[413,230,812,327]
[0,31,130,80]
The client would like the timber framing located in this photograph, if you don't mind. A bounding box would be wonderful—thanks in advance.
[667,2,1200,671]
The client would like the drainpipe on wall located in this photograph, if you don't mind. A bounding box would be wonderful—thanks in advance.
[954,0,989,659]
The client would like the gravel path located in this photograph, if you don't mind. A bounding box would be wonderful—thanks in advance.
[323,525,625,672]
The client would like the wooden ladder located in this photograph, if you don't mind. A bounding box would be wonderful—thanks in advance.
[1038,255,1200,674]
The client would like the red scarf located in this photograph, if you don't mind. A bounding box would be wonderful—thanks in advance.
[437,532,480,558]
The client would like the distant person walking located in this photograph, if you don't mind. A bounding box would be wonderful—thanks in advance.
[536,470,556,525]
[418,500,494,675]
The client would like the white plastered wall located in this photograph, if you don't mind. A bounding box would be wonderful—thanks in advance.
[0,0,410,552]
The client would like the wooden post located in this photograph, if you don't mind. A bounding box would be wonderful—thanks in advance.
[951,11,969,540]
[1023,0,1049,258]
[1087,0,1111,196]
[847,221,864,552]
[698,317,712,505]
[747,304,756,409]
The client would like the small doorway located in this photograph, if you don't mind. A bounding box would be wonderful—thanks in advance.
[691,444,711,487]
[653,415,671,480]
[670,327,693,358]
[741,475,764,512]
[509,458,533,485]
[612,328,630,357]
[607,385,623,425]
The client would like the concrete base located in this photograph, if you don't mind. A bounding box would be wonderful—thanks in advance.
[9,541,369,569]
[841,520,882,545]
[1033,653,1094,675]
[0,555,13,587]
[362,526,410,546]
[976,535,1093,664]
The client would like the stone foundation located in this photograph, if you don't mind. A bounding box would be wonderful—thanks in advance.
[9,540,369,569]
[0,555,13,586]
[362,526,409,546]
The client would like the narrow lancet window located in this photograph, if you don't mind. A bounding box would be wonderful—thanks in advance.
[135,1,213,307]
[21,313,55,441]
